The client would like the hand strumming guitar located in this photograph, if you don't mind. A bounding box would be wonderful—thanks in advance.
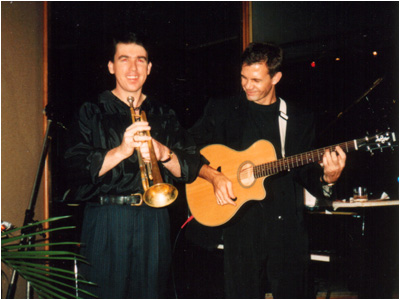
[199,164,237,206]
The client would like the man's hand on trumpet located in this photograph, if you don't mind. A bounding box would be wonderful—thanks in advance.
[136,135,172,164]
[120,120,171,163]
[103,117,180,179]
[120,120,151,160]
[100,119,182,178]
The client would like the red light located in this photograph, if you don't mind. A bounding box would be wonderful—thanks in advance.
[311,61,316,68]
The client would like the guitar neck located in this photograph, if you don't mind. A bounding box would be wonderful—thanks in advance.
[254,139,359,178]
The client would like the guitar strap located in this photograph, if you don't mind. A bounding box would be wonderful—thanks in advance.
[278,98,288,157]
[278,98,317,207]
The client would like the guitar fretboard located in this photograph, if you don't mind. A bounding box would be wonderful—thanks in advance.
[253,140,358,178]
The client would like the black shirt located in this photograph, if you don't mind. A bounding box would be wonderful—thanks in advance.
[242,100,282,159]
[64,90,202,202]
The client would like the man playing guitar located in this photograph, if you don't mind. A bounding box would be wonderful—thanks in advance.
[188,42,346,298]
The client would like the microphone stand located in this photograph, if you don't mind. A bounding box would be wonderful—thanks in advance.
[6,107,63,299]
[320,77,383,136]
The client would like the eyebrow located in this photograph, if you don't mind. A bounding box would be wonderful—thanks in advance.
[241,74,262,81]
[117,55,148,61]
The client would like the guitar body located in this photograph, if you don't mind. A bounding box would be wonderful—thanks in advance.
[186,140,277,227]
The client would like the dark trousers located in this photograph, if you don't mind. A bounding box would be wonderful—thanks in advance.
[78,203,171,299]
[223,203,309,299]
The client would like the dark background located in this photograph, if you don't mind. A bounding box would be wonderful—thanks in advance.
[48,2,243,128]
[47,2,398,298]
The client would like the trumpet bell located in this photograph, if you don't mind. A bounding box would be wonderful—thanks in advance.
[143,183,178,208]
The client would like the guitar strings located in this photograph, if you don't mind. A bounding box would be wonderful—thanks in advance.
[253,141,357,178]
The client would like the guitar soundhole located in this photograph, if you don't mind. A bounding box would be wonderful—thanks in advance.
[238,161,256,188]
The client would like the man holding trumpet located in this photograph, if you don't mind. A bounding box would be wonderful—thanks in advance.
[64,32,202,299]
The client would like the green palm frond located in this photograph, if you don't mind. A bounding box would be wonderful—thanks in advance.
[2,216,97,298]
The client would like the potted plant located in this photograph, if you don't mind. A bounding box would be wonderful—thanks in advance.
[2,216,96,298]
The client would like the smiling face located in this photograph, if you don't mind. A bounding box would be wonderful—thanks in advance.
[108,43,152,104]
[241,62,282,105]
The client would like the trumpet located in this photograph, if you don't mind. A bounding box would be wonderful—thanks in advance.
[127,96,178,208]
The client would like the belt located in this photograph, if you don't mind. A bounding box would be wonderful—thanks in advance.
[98,195,143,206]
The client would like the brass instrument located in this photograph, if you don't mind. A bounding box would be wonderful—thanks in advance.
[127,96,178,208]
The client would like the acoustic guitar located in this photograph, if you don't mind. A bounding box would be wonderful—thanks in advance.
[186,131,396,227]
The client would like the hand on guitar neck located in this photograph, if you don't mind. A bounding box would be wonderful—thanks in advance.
[321,146,347,184]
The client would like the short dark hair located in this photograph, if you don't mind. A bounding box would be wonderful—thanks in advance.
[241,42,283,77]
[108,31,150,62]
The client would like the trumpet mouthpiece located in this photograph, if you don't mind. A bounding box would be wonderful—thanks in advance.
[127,96,134,106]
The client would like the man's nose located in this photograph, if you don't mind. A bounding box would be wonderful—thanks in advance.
[130,60,137,71]
[244,80,252,90]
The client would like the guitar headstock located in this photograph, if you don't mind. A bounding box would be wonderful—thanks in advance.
[357,131,397,154]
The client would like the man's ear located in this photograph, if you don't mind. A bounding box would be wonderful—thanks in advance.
[108,61,115,75]
[147,62,152,75]
[272,71,282,85]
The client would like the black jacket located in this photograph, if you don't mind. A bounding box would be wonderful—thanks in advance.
[188,93,330,226]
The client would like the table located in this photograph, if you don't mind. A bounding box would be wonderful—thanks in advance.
[332,199,399,210]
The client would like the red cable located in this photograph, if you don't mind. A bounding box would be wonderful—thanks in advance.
[180,215,194,229]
